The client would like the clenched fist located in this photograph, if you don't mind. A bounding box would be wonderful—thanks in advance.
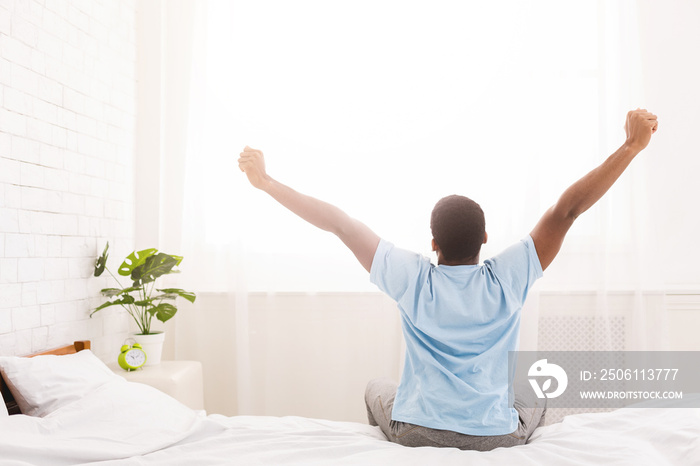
[624,109,658,152]
[238,146,271,190]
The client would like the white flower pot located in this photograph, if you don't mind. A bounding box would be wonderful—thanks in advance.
[132,332,165,366]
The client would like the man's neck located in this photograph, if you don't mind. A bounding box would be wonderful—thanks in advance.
[437,254,480,266]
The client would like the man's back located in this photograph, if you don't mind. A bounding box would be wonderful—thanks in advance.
[370,236,542,435]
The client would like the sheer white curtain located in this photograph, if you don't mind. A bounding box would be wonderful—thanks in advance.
[172,0,665,418]
[185,0,605,290]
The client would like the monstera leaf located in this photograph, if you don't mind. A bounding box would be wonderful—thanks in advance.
[156,288,197,303]
[133,298,154,307]
[100,286,141,297]
[170,255,183,267]
[131,253,178,285]
[118,248,158,277]
[148,302,178,323]
[89,294,135,317]
[100,287,124,297]
[94,242,109,277]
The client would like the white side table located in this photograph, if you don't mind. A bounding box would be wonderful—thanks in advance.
[109,360,204,410]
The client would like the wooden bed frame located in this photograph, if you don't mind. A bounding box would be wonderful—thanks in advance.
[1,340,91,416]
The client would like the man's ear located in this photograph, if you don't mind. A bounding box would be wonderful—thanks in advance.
[431,238,438,252]
[483,232,488,244]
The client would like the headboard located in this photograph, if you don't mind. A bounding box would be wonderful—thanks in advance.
[1,340,91,416]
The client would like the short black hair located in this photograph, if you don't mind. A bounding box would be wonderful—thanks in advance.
[430,195,485,262]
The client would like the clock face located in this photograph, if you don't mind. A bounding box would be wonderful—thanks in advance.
[125,349,146,367]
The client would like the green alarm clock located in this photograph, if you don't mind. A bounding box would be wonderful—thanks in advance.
[118,342,147,371]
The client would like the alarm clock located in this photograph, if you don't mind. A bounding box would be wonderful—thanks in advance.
[118,342,147,371]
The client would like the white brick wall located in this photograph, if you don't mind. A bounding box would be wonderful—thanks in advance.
[0,0,135,358]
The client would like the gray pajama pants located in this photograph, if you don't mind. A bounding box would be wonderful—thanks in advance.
[364,378,547,451]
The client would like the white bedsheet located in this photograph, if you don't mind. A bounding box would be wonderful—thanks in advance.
[1,380,698,466]
[90,409,700,466]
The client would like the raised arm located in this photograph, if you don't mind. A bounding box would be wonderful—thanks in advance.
[238,147,380,272]
[530,109,659,271]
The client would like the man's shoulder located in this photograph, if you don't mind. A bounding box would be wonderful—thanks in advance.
[482,235,543,298]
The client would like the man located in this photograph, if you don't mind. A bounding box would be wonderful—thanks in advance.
[238,109,658,451]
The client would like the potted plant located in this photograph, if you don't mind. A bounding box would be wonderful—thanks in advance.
[92,242,196,365]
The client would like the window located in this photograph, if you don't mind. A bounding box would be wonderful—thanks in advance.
[184,1,630,292]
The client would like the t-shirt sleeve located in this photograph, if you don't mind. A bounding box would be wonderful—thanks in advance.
[370,239,426,303]
[484,235,543,304]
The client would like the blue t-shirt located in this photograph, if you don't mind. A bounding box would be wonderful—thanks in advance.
[369,235,543,436]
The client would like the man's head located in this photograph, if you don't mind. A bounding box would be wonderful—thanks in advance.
[430,195,487,264]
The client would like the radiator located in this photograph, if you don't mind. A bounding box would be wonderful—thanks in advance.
[537,314,626,424]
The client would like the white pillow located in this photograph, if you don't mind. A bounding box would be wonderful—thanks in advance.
[0,377,203,464]
[0,350,118,417]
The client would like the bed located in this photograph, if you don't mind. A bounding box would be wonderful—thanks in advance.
[1,342,698,466]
